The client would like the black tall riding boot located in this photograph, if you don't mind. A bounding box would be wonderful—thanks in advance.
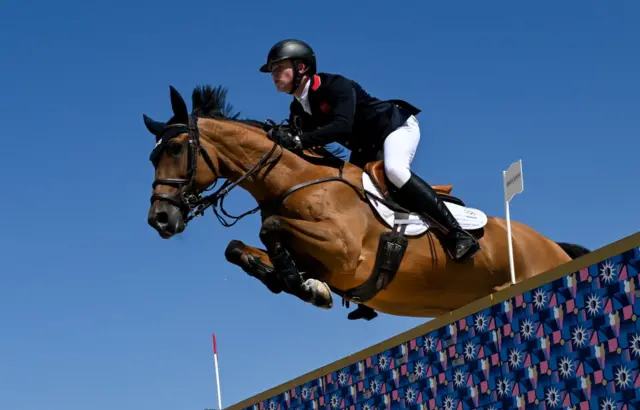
[392,173,480,263]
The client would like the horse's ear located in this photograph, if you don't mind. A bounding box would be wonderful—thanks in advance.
[169,85,189,122]
[143,114,166,138]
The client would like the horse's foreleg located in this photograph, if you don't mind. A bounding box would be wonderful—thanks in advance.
[224,240,283,294]
[225,239,332,308]
[259,215,344,309]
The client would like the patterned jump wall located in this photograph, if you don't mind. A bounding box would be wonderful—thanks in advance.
[228,233,640,410]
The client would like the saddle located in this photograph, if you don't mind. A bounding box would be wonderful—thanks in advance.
[336,160,484,308]
[363,160,465,207]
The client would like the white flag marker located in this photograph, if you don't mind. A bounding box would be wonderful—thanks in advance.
[503,159,524,285]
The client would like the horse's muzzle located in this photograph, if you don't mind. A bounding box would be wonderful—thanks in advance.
[148,201,185,238]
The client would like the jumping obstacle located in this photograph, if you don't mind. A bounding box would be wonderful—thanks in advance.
[227,232,640,410]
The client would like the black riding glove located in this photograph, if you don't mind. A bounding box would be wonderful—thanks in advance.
[268,127,303,150]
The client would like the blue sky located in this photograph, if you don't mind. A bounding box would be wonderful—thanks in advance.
[1,1,638,409]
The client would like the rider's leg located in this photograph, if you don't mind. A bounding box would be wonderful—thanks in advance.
[383,115,480,263]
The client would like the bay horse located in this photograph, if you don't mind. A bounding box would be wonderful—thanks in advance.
[143,85,590,319]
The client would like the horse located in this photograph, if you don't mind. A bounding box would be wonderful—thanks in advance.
[143,84,590,319]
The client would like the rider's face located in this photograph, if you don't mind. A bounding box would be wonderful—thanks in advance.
[270,60,306,94]
[270,60,294,93]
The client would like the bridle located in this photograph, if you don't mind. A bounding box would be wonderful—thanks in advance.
[150,114,283,227]
[149,115,388,229]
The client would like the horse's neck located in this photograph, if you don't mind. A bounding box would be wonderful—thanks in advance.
[201,119,315,201]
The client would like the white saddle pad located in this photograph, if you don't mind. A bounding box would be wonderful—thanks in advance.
[362,173,488,237]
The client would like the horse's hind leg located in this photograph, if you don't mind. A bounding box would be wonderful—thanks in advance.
[224,240,283,295]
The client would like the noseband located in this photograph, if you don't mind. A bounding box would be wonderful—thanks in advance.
[150,115,283,226]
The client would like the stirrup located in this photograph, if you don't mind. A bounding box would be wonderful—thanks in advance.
[451,241,480,263]
[444,229,479,261]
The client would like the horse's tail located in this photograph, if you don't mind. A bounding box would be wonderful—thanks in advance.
[556,242,591,260]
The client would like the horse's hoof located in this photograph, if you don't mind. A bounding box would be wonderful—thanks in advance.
[303,278,333,309]
[224,240,245,264]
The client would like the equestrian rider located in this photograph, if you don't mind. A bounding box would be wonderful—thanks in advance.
[260,39,481,319]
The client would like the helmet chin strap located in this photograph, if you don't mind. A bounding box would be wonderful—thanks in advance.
[287,60,307,95]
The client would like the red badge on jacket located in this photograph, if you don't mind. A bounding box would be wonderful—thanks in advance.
[319,101,331,113]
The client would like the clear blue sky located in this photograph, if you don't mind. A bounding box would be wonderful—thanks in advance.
[1,1,638,409]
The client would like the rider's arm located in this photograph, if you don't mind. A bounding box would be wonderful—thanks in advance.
[288,104,311,133]
[298,76,355,148]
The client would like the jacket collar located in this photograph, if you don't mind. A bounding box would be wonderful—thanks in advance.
[292,75,322,113]
[310,74,321,91]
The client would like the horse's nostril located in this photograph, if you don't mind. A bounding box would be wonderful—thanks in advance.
[156,211,169,225]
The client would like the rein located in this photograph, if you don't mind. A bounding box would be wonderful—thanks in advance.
[189,136,282,227]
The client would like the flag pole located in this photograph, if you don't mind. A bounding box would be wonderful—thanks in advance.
[212,333,223,410]
[503,170,516,285]
[502,159,524,285]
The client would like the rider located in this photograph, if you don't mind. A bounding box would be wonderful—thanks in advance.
[260,39,481,319]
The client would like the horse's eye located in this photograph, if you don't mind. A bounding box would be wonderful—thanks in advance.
[166,142,182,156]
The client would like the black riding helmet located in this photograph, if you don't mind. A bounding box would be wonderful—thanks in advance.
[260,39,317,94]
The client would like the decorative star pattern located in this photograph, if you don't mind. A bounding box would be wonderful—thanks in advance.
[241,246,640,410]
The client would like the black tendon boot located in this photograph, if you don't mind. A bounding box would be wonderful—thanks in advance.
[393,173,480,263]
[270,246,313,302]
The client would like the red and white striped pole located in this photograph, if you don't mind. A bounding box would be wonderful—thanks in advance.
[212,333,223,409]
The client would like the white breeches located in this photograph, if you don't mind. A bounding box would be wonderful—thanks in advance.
[383,115,420,188]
